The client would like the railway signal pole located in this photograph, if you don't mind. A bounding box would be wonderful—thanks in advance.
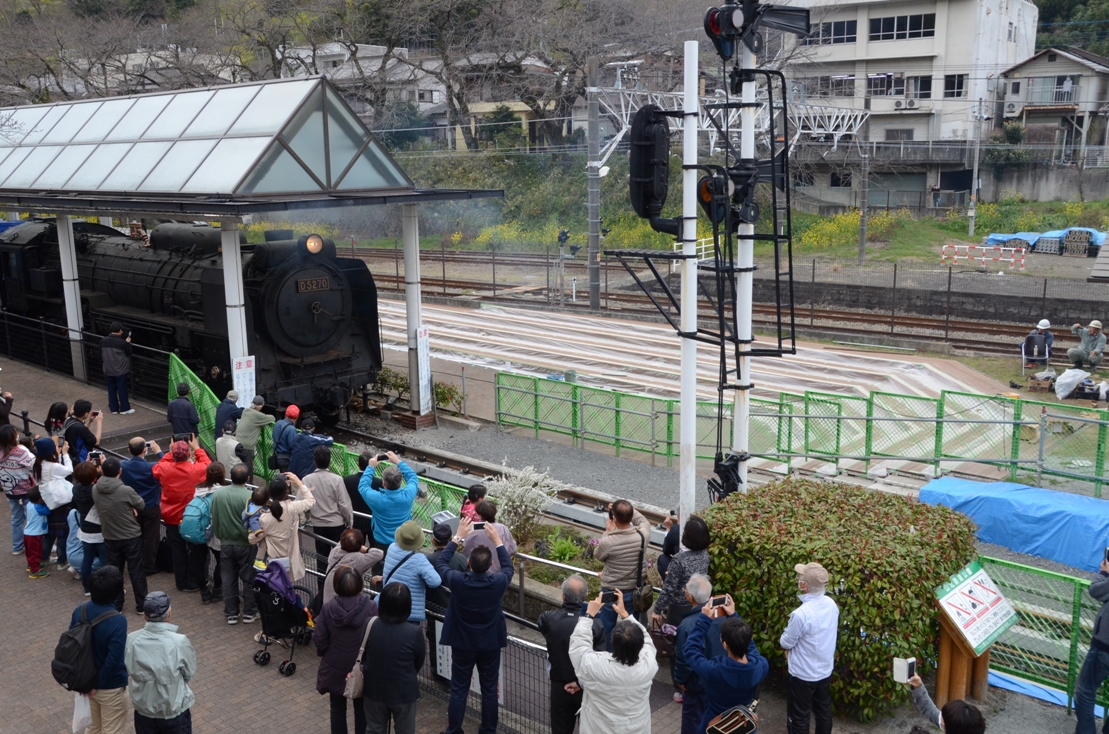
[587,57,602,311]
[679,41,699,532]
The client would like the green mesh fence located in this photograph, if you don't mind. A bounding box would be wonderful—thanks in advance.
[168,355,466,546]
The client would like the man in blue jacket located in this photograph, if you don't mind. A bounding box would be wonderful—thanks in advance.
[288,418,333,479]
[674,574,727,734]
[684,593,768,734]
[70,566,129,734]
[434,517,514,734]
[358,450,419,551]
[122,437,164,576]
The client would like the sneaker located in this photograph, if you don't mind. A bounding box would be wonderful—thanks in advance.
[110,411,119,415]
[134,608,145,616]
[253,632,287,648]
[121,409,135,415]
[68,566,81,580]
[56,563,69,571]
[242,613,260,624]
[28,569,49,579]
[181,586,201,593]
[11,548,22,555]
[227,616,239,625]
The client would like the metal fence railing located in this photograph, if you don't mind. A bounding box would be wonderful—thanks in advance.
[496,372,1109,497]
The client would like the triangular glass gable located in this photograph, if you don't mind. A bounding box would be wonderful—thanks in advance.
[325,87,411,190]
[282,87,328,186]
[336,141,409,190]
[238,141,323,194]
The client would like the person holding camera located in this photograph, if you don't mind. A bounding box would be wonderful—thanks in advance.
[62,399,103,464]
[1074,552,1109,734]
[907,673,985,734]
[166,383,200,439]
[781,562,839,734]
[152,436,211,592]
[594,499,651,647]
[101,322,134,415]
[538,575,605,734]
[358,450,419,553]
[122,437,164,575]
[673,574,726,733]
[570,591,659,734]
[460,500,517,574]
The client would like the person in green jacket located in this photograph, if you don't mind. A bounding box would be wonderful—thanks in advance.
[209,464,259,625]
[1069,321,1107,369]
[234,396,275,481]
[125,591,197,733]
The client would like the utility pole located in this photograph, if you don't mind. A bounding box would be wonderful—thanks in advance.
[679,40,699,529]
[968,98,982,238]
[731,43,756,491]
[587,57,601,311]
[858,154,869,264]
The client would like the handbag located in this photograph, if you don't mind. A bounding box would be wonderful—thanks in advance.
[343,616,377,699]
[648,617,677,657]
[41,475,74,510]
[309,559,343,618]
[631,532,655,614]
[706,704,758,734]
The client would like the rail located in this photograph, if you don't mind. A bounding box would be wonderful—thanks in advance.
[497,372,1109,497]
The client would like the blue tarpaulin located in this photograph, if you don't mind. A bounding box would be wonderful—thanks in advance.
[919,477,1109,573]
[985,227,1107,249]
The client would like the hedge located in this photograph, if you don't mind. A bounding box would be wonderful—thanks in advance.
[704,478,978,722]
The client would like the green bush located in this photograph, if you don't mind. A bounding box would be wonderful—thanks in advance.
[704,478,977,722]
[434,380,464,414]
[374,366,410,400]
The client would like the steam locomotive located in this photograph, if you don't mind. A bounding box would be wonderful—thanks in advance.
[0,219,381,418]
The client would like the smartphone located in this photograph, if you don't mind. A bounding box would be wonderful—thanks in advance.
[711,595,728,608]
[908,659,917,679]
[601,591,617,604]
[670,509,677,517]
[893,657,917,684]
[1104,547,1109,563]
[377,454,389,461]
[88,451,103,465]
[91,410,101,418]
[472,521,486,530]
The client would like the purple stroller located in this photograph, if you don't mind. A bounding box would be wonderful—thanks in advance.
[251,561,313,676]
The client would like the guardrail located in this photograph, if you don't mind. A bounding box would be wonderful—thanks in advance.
[496,372,1109,497]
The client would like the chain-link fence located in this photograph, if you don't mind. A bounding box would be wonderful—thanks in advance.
[497,371,1109,496]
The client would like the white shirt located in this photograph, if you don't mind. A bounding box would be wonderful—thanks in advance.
[780,591,839,681]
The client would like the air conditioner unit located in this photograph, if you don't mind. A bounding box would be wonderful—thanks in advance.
[1006,102,1017,112]
[906,99,918,109]
[894,99,904,109]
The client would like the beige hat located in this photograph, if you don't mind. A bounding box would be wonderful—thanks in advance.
[395,520,425,551]
[795,562,830,586]
[226,389,238,401]
[1089,320,1103,330]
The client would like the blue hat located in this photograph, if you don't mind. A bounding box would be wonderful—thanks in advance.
[34,437,57,459]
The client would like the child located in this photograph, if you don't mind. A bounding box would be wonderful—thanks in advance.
[459,483,487,522]
[243,485,269,568]
[24,485,50,578]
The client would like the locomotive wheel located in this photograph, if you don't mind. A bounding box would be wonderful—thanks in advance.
[254,650,270,666]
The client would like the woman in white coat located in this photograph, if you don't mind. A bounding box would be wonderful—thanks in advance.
[255,472,315,581]
[569,591,658,734]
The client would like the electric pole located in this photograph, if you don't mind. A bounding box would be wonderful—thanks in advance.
[858,154,869,264]
[587,57,601,311]
[968,99,982,238]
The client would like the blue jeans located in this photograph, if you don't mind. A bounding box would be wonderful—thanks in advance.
[81,541,106,593]
[7,495,25,552]
[584,589,636,651]
[446,647,500,734]
[1075,645,1109,734]
[105,373,131,413]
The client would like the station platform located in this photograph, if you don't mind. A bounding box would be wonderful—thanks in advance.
[2,357,168,448]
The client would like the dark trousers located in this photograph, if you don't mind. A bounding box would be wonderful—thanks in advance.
[447,647,500,734]
[1074,644,1109,734]
[680,689,708,734]
[183,539,212,593]
[164,524,194,591]
[550,680,583,734]
[42,523,69,565]
[134,708,191,734]
[104,536,147,613]
[139,504,162,573]
[220,544,258,617]
[328,693,365,734]
[81,540,106,593]
[105,374,131,413]
[364,698,415,734]
[787,674,833,734]
[315,525,343,572]
[241,449,255,482]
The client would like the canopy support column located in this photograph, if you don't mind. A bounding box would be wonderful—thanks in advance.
[56,214,87,381]
[220,220,249,360]
[402,203,431,417]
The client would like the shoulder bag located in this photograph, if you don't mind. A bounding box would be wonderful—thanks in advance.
[631,530,655,613]
[343,615,377,700]
[383,551,416,586]
[706,703,759,734]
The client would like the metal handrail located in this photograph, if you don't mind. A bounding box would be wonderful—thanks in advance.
[19,410,128,460]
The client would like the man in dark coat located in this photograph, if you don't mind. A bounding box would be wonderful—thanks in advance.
[213,390,243,443]
[166,383,199,439]
[538,574,605,734]
[101,322,134,415]
[434,517,514,734]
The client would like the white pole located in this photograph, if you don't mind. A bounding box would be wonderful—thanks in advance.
[220,220,250,360]
[679,40,699,528]
[968,99,982,238]
[731,44,756,490]
[56,214,87,381]
[402,203,426,414]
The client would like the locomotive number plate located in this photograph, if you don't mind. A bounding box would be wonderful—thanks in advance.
[297,277,329,293]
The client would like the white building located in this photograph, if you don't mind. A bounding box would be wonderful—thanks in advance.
[787,0,1038,142]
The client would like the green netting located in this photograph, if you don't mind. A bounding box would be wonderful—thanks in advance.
[870,392,940,461]
[939,391,1019,472]
[805,391,868,459]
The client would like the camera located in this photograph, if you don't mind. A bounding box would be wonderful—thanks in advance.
[377,454,389,462]
[88,451,103,466]
[472,521,486,530]
[144,441,152,450]
[601,591,618,604]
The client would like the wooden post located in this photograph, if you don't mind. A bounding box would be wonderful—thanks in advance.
[971,648,991,702]
[936,625,953,707]
[950,647,971,702]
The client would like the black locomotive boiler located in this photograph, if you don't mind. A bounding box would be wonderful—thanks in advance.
[0,219,381,418]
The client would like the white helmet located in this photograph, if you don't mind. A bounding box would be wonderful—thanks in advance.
[1037,319,1051,329]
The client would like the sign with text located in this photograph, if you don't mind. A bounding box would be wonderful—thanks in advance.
[935,560,1017,656]
[232,356,256,409]
[417,326,432,415]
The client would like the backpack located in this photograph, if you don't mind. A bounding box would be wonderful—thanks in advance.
[180,494,212,544]
[51,603,119,693]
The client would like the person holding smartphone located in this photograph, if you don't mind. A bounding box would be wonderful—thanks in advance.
[101,322,134,415]
[907,671,985,734]
[62,399,103,464]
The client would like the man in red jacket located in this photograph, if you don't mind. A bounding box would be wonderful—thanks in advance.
[152,436,211,593]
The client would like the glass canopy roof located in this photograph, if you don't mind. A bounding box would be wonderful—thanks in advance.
[0,77,412,198]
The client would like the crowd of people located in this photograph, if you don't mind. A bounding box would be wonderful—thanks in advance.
[1,390,1001,734]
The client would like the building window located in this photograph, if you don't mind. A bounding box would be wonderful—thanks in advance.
[869,13,935,41]
[797,75,856,97]
[867,73,905,96]
[330,61,340,69]
[908,76,932,99]
[1009,81,1021,96]
[1048,53,1057,62]
[944,74,966,98]
[407,89,416,103]
[885,129,914,141]
[1007,22,1014,41]
[418,90,435,103]
[802,19,857,45]
[830,171,852,188]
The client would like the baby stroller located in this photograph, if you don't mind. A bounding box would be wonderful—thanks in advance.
[251,560,314,676]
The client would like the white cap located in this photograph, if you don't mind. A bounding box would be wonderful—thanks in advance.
[1037,319,1050,329]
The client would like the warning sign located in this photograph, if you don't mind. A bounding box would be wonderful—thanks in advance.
[935,561,1017,656]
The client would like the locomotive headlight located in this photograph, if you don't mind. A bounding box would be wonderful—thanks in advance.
[304,234,324,255]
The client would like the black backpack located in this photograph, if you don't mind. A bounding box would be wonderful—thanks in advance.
[51,603,119,693]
